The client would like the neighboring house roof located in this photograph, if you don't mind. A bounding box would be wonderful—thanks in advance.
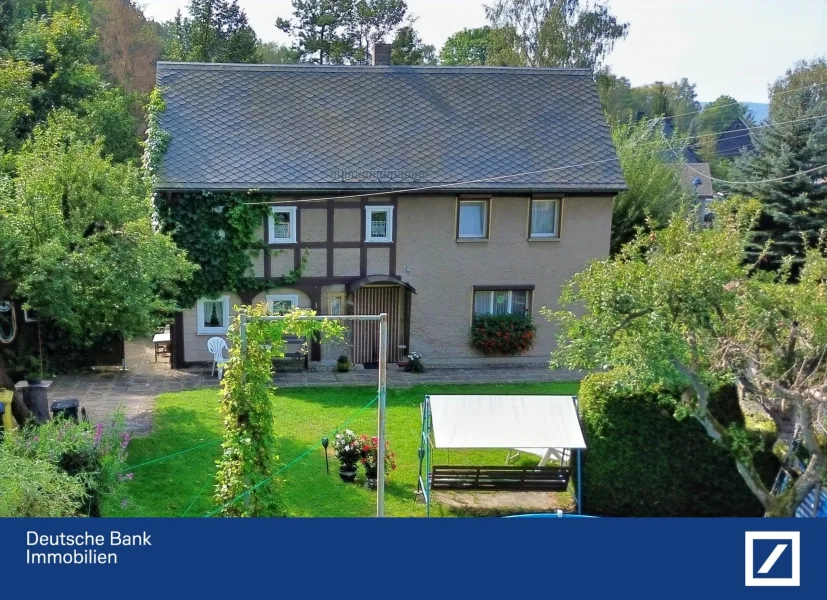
[680,163,714,197]
[155,62,626,193]
[716,117,754,158]
[655,117,703,163]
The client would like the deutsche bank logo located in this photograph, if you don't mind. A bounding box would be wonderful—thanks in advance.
[745,532,800,586]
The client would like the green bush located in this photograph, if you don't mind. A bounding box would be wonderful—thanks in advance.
[471,315,537,355]
[7,412,131,516]
[0,451,85,517]
[577,372,778,516]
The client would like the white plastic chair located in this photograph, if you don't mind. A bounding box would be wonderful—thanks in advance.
[207,337,229,379]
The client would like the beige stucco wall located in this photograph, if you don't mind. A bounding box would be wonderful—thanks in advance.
[182,288,312,363]
[333,248,361,276]
[270,249,294,277]
[334,209,361,242]
[301,209,327,242]
[366,247,390,276]
[303,248,327,277]
[396,195,613,365]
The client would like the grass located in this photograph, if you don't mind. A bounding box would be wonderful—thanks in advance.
[105,381,579,517]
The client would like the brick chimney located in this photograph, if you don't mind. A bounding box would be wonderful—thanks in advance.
[372,43,392,66]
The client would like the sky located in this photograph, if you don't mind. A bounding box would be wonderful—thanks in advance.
[141,0,827,102]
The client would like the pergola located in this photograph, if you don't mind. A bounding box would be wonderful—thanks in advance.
[418,395,587,517]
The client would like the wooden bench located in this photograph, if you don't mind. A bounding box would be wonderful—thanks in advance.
[430,465,571,492]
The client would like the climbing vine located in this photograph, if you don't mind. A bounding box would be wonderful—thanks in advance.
[142,87,171,179]
[214,304,345,516]
[155,192,305,307]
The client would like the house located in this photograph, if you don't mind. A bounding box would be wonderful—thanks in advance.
[154,48,626,368]
[715,117,754,158]
[655,117,714,201]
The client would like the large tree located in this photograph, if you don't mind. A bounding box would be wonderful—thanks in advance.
[548,200,827,516]
[484,0,627,69]
[609,119,689,253]
[277,0,412,65]
[390,24,435,65]
[730,58,827,269]
[439,26,492,66]
[0,111,194,359]
[276,0,355,64]
[165,0,259,63]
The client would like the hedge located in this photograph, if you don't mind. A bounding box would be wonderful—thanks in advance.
[576,372,778,517]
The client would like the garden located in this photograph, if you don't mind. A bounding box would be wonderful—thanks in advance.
[103,382,577,518]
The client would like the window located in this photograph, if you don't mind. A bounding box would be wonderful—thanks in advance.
[23,308,38,323]
[473,289,531,317]
[267,294,299,315]
[530,198,560,238]
[457,199,488,239]
[269,206,297,244]
[197,296,230,335]
[365,206,393,242]
[328,294,345,316]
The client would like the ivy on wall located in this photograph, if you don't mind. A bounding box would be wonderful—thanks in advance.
[156,192,305,307]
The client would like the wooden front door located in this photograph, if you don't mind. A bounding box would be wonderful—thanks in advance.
[352,286,405,365]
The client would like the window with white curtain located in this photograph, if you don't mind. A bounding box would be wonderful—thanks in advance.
[473,289,530,317]
[365,206,393,242]
[530,198,560,238]
[197,296,230,335]
[269,206,297,244]
[458,200,488,239]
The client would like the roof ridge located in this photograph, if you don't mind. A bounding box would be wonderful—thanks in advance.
[156,61,593,76]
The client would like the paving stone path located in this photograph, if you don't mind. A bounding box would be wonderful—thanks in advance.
[47,339,580,434]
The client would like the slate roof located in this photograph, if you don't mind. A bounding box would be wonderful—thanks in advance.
[155,62,626,193]
[679,163,714,198]
[716,118,755,158]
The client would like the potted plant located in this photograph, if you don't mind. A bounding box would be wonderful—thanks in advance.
[358,435,397,489]
[335,353,351,373]
[332,429,361,482]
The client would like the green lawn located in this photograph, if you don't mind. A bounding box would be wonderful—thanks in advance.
[105,382,579,517]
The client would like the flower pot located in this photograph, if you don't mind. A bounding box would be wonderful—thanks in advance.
[364,466,378,489]
[26,378,42,385]
[338,465,358,483]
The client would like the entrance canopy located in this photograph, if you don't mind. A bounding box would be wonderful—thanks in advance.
[428,395,586,450]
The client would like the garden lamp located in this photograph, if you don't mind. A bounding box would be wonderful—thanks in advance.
[321,437,330,474]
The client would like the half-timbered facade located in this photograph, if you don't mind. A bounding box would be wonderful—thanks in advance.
[156,52,626,368]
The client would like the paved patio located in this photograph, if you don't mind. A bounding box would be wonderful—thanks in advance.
[46,339,580,433]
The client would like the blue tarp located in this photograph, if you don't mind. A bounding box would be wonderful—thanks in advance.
[796,487,827,518]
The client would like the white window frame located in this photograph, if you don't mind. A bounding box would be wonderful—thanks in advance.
[473,289,531,317]
[529,198,560,239]
[267,294,300,315]
[365,206,394,243]
[23,308,38,323]
[328,293,346,316]
[268,206,297,244]
[197,295,231,335]
[457,199,489,239]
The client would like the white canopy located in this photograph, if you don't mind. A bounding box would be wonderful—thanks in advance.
[428,395,586,450]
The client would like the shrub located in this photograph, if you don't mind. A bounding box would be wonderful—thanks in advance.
[404,351,425,373]
[471,315,536,355]
[0,451,86,517]
[576,372,778,517]
[336,354,350,372]
[7,412,131,516]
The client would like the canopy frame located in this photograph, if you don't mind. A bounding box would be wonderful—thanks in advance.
[417,394,586,517]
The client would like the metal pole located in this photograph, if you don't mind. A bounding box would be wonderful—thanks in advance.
[376,313,388,517]
[239,312,248,357]
[577,448,582,515]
